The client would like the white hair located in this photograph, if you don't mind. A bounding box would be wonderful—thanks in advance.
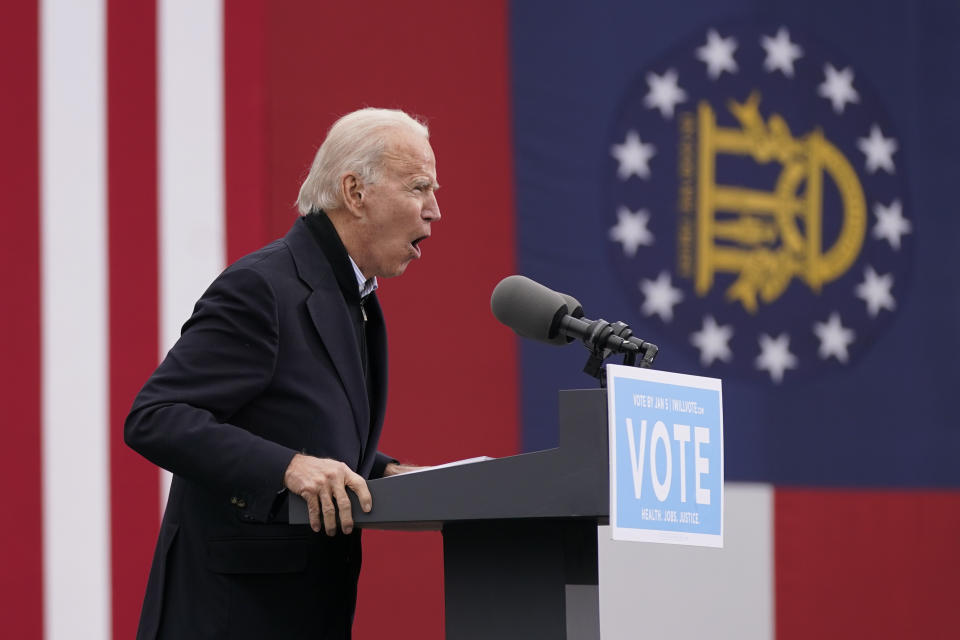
[296,108,429,215]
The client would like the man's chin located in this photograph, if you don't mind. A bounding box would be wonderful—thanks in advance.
[381,262,411,279]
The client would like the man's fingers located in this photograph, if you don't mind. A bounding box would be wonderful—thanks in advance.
[318,490,338,536]
[290,458,371,535]
[333,485,354,534]
[303,491,321,533]
[345,471,373,512]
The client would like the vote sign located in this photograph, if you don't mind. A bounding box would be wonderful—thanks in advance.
[607,365,724,547]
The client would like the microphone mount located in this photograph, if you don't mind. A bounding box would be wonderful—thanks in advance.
[557,315,658,387]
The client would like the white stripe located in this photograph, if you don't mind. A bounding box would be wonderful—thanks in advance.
[40,1,111,638]
[599,483,774,640]
[158,0,225,507]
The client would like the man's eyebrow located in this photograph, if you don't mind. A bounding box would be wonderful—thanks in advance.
[410,175,440,190]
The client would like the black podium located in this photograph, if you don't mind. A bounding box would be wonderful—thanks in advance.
[291,389,609,639]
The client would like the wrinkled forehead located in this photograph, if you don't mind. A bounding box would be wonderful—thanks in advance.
[380,129,436,176]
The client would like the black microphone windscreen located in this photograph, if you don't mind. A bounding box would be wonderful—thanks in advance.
[490,275,569,344]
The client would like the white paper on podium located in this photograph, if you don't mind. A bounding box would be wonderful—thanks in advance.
[401,456,493,474]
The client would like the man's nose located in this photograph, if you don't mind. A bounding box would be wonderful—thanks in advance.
[423,193,441,221]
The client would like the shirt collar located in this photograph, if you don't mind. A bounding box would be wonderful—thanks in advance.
[349,256,378,298]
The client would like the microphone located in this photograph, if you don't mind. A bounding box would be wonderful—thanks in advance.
[557,291,584,320]
[490,276,651,357]
[489,275,572,346]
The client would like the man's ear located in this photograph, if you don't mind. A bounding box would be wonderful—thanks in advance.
[341,173,364,218]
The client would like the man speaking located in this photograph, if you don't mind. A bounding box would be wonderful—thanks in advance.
[125,108,440,639]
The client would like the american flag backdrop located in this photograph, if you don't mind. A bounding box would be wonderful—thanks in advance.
[2,1,958,639]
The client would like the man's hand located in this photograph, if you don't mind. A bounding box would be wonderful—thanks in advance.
[283,454,372,535]
[383,462,425,477]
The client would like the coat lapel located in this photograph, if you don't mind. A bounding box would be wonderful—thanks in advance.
[285,220,370,452]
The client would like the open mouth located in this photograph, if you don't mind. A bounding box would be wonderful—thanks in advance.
[411,235,428,257]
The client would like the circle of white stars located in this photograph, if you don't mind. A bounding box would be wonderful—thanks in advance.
[607,23,909,382]
[610,130,656,180]
[609,206,654,257]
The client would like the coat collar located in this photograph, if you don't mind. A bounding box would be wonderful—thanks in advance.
[284,215,338,292]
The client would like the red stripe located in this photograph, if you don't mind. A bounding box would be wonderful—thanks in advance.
[0,2,43,637]
[224,0,271,261]
[776,489,960,639]
[106,1,161,637]
[264,2,517,637]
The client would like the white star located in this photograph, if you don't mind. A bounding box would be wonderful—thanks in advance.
[755,333,798,384]
[690,315,734,366]
[872,199,911,250]
[696,29,738,80]
[855,266,896,317]
[644,69,688,119]
[760,27,803,77]
[813,312,855,363]
[818,63,860,114]
[609,206,654,257]
[610,131,656,180]
[858,124,898,174]
[639,271,684,322]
